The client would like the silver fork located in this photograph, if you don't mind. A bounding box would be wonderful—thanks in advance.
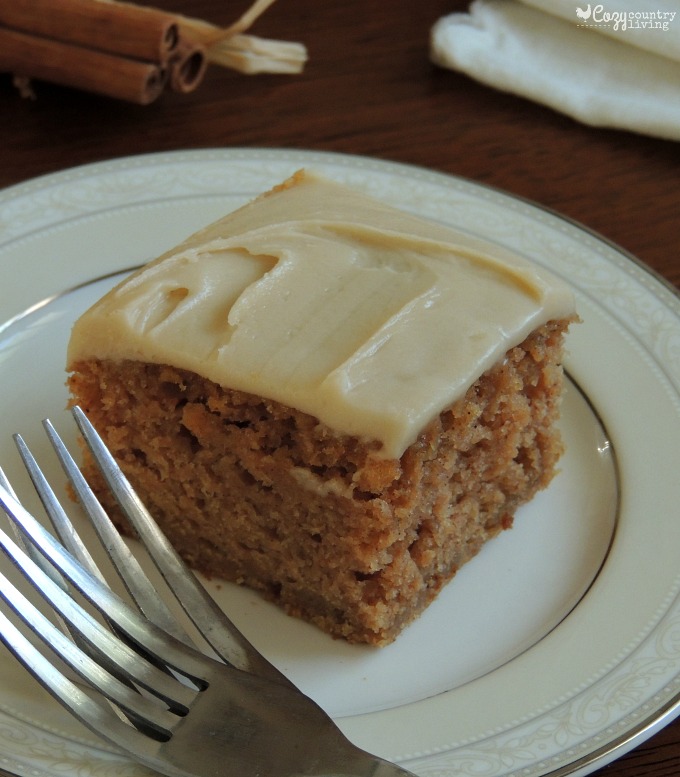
[0,406,416,777]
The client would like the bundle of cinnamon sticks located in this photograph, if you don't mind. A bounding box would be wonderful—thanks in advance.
[0,0,307,105]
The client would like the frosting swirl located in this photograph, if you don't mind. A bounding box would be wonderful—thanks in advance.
[68,170,575,458]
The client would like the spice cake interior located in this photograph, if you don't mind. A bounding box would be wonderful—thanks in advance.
[68,318,569,646]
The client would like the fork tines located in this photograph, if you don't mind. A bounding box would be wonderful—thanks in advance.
[0,407,416,777]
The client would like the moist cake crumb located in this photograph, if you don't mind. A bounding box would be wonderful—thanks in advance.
[68,319,571,645]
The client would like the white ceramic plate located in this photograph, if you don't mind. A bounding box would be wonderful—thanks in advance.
[0,149,678,777]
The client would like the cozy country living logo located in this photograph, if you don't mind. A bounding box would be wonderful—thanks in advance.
[575,4,676,31]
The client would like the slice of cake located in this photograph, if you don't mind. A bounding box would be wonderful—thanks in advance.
[67,170,576,646]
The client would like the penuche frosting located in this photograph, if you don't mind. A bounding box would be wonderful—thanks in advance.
[67,170,575,458]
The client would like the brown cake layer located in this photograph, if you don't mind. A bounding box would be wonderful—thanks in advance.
[68,318,571,646]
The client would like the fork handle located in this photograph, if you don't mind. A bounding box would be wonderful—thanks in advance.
[360,756,417,776]
[318,740,418,776]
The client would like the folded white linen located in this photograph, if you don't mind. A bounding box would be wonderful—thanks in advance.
[430,0,680,141]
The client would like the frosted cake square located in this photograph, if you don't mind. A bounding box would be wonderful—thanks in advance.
[67,170,575,646]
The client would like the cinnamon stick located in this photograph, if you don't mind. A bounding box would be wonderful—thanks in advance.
[0,0,179,64]
[168,40,208,94]
[0,26,166,105]
[0,0,306,105]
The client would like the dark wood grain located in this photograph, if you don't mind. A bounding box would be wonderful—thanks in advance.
[0,1,678,775]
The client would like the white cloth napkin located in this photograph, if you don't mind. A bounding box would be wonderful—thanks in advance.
[430,0,680,141]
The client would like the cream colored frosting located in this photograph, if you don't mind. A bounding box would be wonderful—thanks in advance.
[68,170,575,458]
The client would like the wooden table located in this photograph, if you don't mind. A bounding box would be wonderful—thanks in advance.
[0,1,678,775]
